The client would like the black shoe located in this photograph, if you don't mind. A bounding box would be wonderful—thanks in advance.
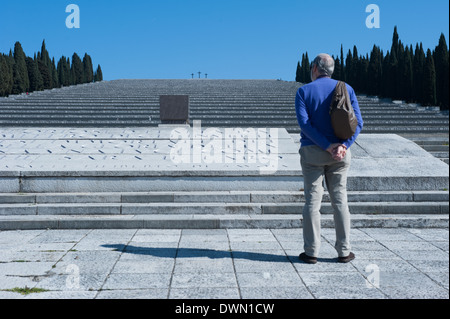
[299,252,317,264]
[338,252,355,263]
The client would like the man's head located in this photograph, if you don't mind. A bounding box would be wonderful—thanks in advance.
[310,53,335,81]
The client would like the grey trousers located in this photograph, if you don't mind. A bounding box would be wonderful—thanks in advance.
[300,145,352,258]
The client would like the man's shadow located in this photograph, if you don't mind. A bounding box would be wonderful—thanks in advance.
[102,244,338,263]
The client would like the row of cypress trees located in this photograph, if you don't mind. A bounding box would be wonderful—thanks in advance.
[296,27,449,110]
[0,40,103,97]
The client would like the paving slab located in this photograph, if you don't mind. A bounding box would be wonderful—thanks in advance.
[96,289,169,299]
[0,227,447,300]
[169,287,240,299]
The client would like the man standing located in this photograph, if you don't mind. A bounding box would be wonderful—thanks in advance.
[295,53,363,264]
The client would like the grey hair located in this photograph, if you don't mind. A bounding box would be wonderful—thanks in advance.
[312,53,335,77]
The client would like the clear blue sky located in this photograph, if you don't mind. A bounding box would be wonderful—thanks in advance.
[1,0,448,81]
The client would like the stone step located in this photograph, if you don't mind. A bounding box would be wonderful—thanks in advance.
[1,172,446,193]
[0,108,441,117]
[1,118,447,127]
[0,101,443,110]
[2,123,444,134]
[1,98,296,103]
[0,99,442,107]
[11,108,432,116]
[413,140,449,146]
[0,101,434,106]
[0,115,154,121]
[429,152,449,159]
[283,127,449,134]
[1,112,447,124]
[0,121,155,126]
[0,187,448,217]
[0,104,446,113]
[417,143,449,149]
[0,122,446,131]
[0,214,447,230]
[0,123,447,131]
[0,201,447,216]
[0,191,447,204]
[0,95,433,101]
[0,110,158,114]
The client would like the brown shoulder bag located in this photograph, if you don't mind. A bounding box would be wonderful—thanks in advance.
[329,81,358,140]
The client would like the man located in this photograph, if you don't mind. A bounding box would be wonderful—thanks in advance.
[295,53,363,264]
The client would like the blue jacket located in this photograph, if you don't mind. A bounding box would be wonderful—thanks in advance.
[295,77,363,150]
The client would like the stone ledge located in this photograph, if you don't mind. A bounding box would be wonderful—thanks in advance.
[1,201,447,216]
[0,190,447,204]
[0,214,447,230]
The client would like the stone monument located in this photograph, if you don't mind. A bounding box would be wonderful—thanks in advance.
[159,95,189,125]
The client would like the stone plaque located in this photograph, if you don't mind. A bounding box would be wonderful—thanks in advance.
[159,95,189,124]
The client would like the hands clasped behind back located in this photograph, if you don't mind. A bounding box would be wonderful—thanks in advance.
[326,143,347,161]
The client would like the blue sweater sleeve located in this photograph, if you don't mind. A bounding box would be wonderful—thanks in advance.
[295,88,332,151]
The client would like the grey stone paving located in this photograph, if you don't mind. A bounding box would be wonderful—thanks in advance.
[0,228,447,299]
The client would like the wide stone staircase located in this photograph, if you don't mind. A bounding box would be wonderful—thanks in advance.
[0,80,448,230]
[1,189,448,230]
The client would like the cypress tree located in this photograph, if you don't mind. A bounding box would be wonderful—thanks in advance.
[33,53,44,91]
[25,57,43,92]
[71,53,84,85]
[299,54,305,83]
[37,60,51,89]
[388,49,399,99]
[39,40,53,89]
[66,57,72,85]
[57,57,65,87]
[12,41,30,94]
[433,33,449,110]
[51,57,59,88]
[397,42,405,99]
[413,43,425,103]
[423,49,437,106]
[340,45,345,82]
[83,53,94,83]
[345,49,353,86]
[0,55,6,96]
[368,45,382,96]
[302,52,310,84]
[295,61,301,82]
[333,56,342,81]
[94,65,103,82]
[0,54,13,96]
[57,56,71,87]
[295,53,309,84]
[362,54,370,93]
[298,54,305,83]
[391,26,400,58]
[403,46,413,102]
[380,52,390,98]
[351,46,360,91]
